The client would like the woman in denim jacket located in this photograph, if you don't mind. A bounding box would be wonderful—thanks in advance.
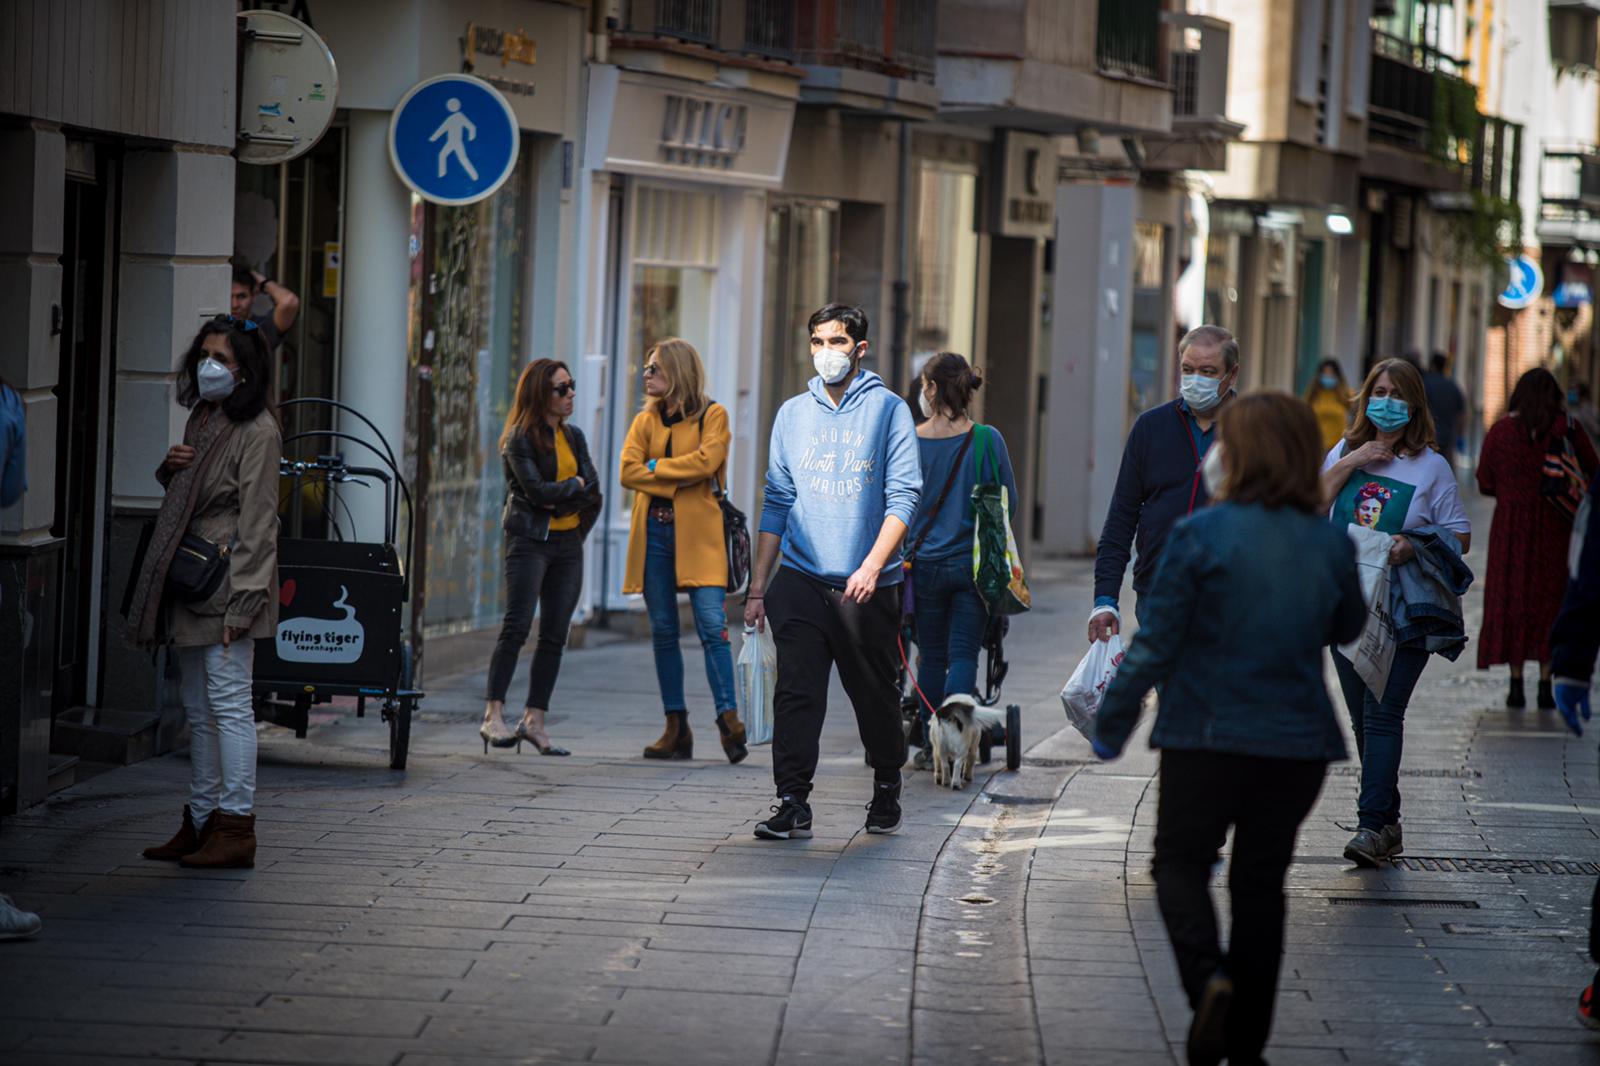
[1094,393,1366,1066]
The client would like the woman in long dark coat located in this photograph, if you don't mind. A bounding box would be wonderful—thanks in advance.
[1477,368,1600,708]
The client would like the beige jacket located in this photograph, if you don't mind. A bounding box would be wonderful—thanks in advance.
[159,408,282,646]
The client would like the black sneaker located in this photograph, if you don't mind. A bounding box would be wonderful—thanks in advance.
[754,797,813,840]
[865,777,902,835]
[1187,971,1234,1066]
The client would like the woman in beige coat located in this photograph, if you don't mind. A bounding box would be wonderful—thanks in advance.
[129,315,281,869]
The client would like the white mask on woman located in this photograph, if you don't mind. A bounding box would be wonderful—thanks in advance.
[918,387,934,419]
[198,357,239,402]
[1201,442,1227,499]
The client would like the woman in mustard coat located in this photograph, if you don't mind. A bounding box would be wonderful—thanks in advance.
[620,338,746,762]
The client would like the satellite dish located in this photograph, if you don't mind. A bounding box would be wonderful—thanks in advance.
[236,10,339,166]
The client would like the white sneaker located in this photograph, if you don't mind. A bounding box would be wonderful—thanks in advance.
[0,894,41,940]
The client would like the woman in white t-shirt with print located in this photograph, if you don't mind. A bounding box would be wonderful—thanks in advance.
[1319,358,1471,869]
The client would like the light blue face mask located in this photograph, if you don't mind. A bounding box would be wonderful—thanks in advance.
[1179,374,1222,412]
[1319,373,1339,390]
[1366,395,1411,432]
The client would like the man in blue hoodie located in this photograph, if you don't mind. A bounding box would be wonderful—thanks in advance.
[1089,325,1239,643]
[745,304,922,839]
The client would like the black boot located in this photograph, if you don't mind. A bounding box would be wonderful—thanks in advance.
[1539,679,1556,711]
[1507,677,1526,710]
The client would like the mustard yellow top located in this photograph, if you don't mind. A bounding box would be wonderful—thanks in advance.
[1308,388,1352,453]
[549,428,580,531]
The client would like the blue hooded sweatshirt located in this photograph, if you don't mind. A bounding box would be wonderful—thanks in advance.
[760,370,922,586]
[0,384,25,509]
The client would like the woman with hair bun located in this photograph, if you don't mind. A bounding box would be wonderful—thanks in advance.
[903,352,1018,767]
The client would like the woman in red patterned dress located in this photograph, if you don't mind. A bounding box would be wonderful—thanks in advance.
[1477,368,1600,708]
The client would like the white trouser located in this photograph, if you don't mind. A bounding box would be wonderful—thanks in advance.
[179,642,257,820]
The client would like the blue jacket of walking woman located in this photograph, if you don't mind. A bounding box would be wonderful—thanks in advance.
[0,382,24,509]
[1095,501,1367,761]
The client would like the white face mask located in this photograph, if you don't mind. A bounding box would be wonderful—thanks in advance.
[1201,442,1227,499]
[813,342,857,385]
[198,357,239,402]
[918,387,934,419]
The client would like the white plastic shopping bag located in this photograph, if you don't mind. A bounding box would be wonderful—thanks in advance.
[1060,634,1125,742]
[737,624,777,745]
[1340,525,1396,699]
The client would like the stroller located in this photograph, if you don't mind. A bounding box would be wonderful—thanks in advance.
[895,612,1022,771]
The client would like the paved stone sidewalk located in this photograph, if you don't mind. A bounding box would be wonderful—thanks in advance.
[0,559,1082,1066]
[5,498,1600,1065]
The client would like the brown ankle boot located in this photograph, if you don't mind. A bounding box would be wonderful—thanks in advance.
[142,808,215,862]
[643,715,693,760]
[716,711,748,764]
[180,812,256,869]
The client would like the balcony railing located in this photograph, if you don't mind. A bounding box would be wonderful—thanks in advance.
[743,0,798,60]
[1367,30,1479,163]
[622,0,720,46]
[796,0,936,81]
[1167,12,1231,125]
[1097,0,1163,81]
[1542,146,1600,213]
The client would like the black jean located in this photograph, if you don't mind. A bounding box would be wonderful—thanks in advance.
[767,566,906,802]
[485,529,585,709]
[1152,748,1326,1065]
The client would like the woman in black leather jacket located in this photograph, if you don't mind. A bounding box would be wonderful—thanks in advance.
[481,359,601,755]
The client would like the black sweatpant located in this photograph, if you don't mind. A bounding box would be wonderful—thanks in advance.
[767,566,906,803]
[1152,749,1326,1065]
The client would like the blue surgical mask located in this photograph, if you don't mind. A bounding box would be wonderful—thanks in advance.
[1180,374,1222,412]
[1319,372,1339,390]
[1365,396,1411,432]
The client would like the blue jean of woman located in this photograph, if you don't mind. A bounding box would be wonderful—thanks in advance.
[911,554,989,710]
[643,518,738,714]
[1331,646,1431,832]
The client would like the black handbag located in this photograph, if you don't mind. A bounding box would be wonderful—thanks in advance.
[165,532,230,603]
[696,407,751,594]
[712,472,751,596]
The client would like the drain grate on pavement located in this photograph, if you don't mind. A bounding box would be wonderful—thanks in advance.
[1327,897,1480,909]
[1391,856,1600,876]
[1021,757,1087,768]
[982,794,1058,806]
[1327,766,1480,779]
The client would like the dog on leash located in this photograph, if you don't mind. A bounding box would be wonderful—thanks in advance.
[930,694,1004,790]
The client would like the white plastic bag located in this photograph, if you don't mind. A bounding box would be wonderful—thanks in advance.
[1061,634,1125,742]
[1340,525,1396,699]
[737,624,777,745]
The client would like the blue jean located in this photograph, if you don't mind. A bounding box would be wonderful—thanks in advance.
[1331,646,1431,832]
[911,555,989,712]
[643,517,737,715]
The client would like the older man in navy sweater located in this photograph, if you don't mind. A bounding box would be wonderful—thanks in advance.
[1088,325,1240,643]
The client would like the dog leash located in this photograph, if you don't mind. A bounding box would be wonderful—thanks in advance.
[898,633,944,719]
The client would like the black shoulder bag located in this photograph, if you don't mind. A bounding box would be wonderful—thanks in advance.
[699,407,752,594]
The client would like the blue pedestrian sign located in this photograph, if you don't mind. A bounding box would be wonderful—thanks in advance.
[1497,254,1544,310]
[388,74,519,206]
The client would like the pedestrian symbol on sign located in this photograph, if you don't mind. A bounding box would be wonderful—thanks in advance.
[388,74,519,206]
[430,98,479,180]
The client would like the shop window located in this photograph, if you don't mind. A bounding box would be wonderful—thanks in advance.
[416,148,532,635]
[760,200,839,484]
[625,185,720,412]
[1130,220,1168,426]
[913,165,979,376]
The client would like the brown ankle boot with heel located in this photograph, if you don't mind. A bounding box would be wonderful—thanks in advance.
[180,812,257,869]
[716,711,748,764]
[143,808,217,862]
[643,715,693,760]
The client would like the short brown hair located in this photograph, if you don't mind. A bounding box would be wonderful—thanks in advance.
[1217,393,1325,514]
[1179,325,1239,371]
[1345,357,1437,457]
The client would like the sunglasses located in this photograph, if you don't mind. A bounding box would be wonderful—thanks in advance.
[642,364,660,378]
[213,313,259,332]
[553,383,576,397]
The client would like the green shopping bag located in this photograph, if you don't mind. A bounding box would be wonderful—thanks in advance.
[970,424,1031,615]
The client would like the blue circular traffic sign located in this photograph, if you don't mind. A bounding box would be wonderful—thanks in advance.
[388,74,519,206]
[1498,254,1544,310]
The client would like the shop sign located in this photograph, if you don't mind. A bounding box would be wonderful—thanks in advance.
[465,23,537,66]
[586,66,794,188]
[990,130,1056,240]
[1555,280,1592,308]
[1498,255,1544,310]
[661,95,749,169]
[388,73,520,206]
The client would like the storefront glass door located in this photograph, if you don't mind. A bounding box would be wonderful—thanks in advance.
[759,200,838,492]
